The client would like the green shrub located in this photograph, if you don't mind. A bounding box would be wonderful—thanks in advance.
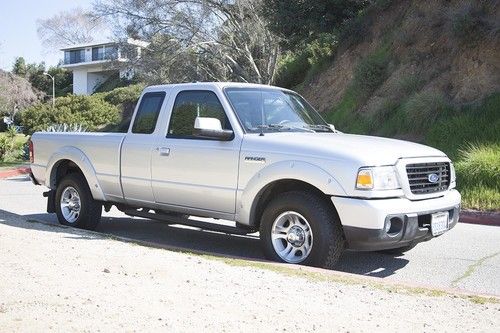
[352,46,391,98]
[19,94,120,135]
[274,33,337,88]
[274,51,311,88]
[401,91,450,132]
[456,144,500,189]
[394,74,424,97]
[0,128,24,162]
[455,143,500,211]
[101,84,144,106]
[426,93,500,159]
[459,186,500,212]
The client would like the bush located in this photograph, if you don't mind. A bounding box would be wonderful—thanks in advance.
[455,143,500,211]
[0,127,24,162]
[426,93,500,160]
[274,33,337,88]
[18,94,120,135]
[401,91,450,132]
[101,84,144,106]
[352,46,391,98]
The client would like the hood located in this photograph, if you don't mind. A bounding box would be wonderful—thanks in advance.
[244,132,447,165]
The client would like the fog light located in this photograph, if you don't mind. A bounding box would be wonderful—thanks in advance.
[384,219,392,233]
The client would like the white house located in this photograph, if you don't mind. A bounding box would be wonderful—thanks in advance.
[61,39,148,95]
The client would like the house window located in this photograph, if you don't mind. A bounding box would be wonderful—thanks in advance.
[65,49,85,64]
[104,46,118,60]
[92,47,104,61]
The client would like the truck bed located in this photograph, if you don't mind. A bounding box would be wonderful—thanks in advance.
[31,132,126,201]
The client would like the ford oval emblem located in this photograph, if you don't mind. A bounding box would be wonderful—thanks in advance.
[428,173,439,183]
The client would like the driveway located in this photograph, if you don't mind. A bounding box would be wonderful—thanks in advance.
[1,176,499,296]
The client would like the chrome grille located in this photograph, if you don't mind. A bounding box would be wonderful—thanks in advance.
[406,162,450,194]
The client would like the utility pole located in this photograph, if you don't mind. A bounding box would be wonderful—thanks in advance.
[43,72,55,108]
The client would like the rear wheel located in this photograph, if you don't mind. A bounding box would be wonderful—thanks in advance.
[55,173,102,230]
[259,191,345,268]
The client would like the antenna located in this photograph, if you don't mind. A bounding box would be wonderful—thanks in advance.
[259,91,265,136]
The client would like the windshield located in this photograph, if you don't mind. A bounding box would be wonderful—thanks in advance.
[224,87,332,133]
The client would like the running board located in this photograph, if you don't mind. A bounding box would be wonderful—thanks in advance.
[123,209,256,235]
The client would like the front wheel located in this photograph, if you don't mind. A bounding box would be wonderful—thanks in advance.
[259,191,345,269]
[55,173,102,230]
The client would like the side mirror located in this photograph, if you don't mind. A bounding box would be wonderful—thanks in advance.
[194,117,233,140]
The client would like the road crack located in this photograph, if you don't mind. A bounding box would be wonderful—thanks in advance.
[451,251,500,287]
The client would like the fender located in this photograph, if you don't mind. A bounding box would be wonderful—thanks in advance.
[45,146,106,201]
[236,160,347,226]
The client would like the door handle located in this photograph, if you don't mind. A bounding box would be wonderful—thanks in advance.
[158,147,170,156]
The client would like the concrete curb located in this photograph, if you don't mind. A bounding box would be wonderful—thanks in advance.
[0,166,30,180]
[460,210,500,227]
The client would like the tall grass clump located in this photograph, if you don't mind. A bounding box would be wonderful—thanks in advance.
[455,143,500,211]
[401,91,450,132]
[426,93,500,160]
[352,46,391,98]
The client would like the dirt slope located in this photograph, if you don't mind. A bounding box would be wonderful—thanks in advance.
[300,0,500,114]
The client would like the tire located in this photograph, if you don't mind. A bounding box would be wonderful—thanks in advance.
[55,173,102,230]
[378,243,417,255]
[259,191,345,269]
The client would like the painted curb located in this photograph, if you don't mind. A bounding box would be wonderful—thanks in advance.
[460,210,500,227]
[0,166,30,180]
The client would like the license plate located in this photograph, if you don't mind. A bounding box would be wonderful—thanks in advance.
[431,212,449,236]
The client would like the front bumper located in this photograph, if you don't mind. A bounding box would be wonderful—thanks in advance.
[331,189,461,251]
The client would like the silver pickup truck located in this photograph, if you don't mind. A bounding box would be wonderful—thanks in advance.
[30,82,461,268]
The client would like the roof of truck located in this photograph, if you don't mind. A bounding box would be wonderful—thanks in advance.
[143,82,292,92]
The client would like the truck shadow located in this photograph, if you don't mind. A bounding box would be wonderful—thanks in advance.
[0,208,409,278]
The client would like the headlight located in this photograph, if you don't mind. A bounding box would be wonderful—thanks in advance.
[450,162,456,188]
[356,166,400,190]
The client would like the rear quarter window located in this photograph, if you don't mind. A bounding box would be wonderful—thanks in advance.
[132,92,166,134]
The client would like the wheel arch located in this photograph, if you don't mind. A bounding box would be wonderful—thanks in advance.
[236,160,346,227]
[46,147,105,201]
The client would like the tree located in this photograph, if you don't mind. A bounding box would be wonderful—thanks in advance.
[12,57,27,78]
[11,60,72,98]
[37,7,108,50]
[261,0,369,47]
[0,70,43,122]
[94,0,280,84]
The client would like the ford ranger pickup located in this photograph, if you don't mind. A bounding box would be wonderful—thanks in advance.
[29,82,461,268]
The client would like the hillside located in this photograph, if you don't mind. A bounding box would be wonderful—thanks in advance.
[293,0,499,210]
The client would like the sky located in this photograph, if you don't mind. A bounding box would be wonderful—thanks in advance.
[0,0,94,71]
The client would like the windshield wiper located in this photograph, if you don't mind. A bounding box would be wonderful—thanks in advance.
[257,123,315,133]
[305,124,334,132]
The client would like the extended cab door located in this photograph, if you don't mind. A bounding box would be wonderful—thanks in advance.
[121,91,168,204]
[150,87,242,214]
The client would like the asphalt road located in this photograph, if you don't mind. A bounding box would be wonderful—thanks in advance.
[1,176,499,296]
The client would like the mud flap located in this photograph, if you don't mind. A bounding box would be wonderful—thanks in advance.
[43,190,56,213]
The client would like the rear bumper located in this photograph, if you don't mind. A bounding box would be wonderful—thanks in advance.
[331,189,461,251]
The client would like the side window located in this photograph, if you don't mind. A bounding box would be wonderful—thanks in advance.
[167,90,231,138]
[132,92,166,134]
